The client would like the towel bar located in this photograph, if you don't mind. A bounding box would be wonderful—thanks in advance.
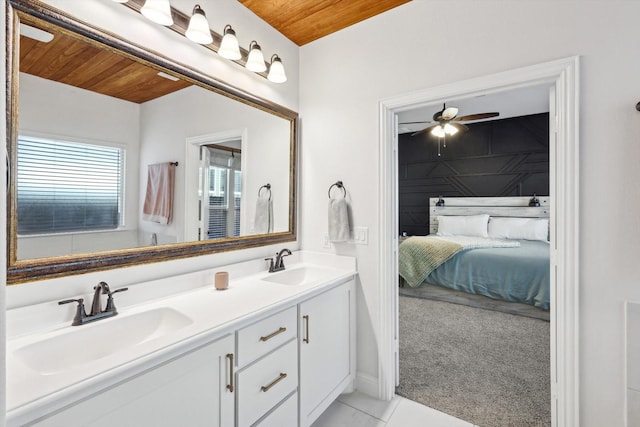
[328,181,346,199]
[258,183,271,200]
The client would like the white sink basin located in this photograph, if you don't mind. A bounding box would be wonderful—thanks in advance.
[261,266,335,286]
[14,307,193,375]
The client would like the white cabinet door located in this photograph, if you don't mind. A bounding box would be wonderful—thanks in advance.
[34,335,235,427]
[299,280,355,427]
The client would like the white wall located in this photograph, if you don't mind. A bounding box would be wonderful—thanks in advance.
[298,1,640,425]
[17,73,141,258]
[138,85,291,242]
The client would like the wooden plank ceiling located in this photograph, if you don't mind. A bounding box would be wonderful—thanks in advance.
[238,0,412,46]
[19,26,191,104]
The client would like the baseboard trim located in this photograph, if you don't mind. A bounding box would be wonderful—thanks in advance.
[355,372,379,398]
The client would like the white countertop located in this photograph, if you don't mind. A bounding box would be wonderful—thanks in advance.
[6,251,357,426]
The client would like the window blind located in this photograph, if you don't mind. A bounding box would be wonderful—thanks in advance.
[17,136,124,235]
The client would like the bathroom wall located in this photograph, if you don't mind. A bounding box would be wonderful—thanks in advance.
[17,73,141,258]
[299,1,640,425]
[3,0,299,308]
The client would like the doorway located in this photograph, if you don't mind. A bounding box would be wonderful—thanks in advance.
[377,57,580,427]
[184,129,247,243]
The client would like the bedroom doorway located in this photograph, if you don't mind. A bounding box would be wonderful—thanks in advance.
[377,57,579,427]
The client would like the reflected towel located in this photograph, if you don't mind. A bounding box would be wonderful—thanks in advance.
[254,197,273,234]
[328,197,350,242]
[143,162,175,225]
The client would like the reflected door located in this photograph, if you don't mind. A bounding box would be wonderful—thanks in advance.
[199,144,242,240]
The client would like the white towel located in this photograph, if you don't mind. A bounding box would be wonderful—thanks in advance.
[254,198,273,234]
[328,197,350,242]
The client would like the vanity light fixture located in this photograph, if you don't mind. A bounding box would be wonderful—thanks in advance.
[185,4,213,44]
[218,25,242,60]
[141,0,173,26]
[119,2,286,83]
[246,41,267,73]
[267,54,287,83]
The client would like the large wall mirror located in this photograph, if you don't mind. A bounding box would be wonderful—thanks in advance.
[6,0,298,284]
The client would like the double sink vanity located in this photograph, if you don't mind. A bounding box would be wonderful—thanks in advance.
[6,252,357,427]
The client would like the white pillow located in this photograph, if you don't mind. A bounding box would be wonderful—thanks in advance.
[488,217,549,241]
[436,214,489,238]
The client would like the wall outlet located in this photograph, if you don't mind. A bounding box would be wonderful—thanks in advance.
[322,232,331,248]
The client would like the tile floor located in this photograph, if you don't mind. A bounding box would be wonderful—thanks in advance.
[312,391,477,427]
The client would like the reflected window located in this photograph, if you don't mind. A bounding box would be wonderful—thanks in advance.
[17,136,125,235]
[201,144,241,239]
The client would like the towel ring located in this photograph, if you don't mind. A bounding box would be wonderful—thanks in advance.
[328,181,346,199]
[258,183,271,201]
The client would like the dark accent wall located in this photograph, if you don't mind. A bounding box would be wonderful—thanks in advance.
[399,113,549,236]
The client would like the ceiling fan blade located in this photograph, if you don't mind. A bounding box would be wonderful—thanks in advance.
[411,123,439,137]
[455,112,500,122]
[441,107,458,120]
[399,121,433,125]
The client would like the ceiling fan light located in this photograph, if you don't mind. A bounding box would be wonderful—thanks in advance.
[431,125,445,138]
[443,123,458,136]
[141,0,173,26]
[218,25,241,60]
[246,41,267,72]
[267,54,287,83]
[111,0,129,3]
[185,5,213,44]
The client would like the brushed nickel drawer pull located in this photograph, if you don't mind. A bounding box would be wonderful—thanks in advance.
[260,373,287,392]
[260,326,287,342]
[226,353,235,392]
[303,315,310,344]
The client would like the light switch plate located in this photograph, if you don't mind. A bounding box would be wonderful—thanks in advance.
[350,226,369,245]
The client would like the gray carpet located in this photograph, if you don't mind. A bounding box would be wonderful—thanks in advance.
[396,296,550,427]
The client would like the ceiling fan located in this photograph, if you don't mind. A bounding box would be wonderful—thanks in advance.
[400,103,499,155]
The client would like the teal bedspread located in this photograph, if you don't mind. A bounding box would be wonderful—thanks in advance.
[418,239,550,310]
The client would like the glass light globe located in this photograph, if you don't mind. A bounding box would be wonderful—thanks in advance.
[267,56,287,83]
[246,41,266,72]
[185,5,212,44]
[141,0,173,26]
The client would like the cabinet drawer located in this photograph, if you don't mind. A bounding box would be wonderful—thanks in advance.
[254,391,297,427]
[237,340,298,427]
[237,306,297,367]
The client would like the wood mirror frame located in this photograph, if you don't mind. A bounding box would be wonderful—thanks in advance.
[6,0,298,285]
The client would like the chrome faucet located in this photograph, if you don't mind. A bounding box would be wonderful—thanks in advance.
[266,248,292,273]
[58,281,128,326]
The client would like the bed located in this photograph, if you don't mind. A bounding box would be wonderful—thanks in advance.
[399,196,551,310]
